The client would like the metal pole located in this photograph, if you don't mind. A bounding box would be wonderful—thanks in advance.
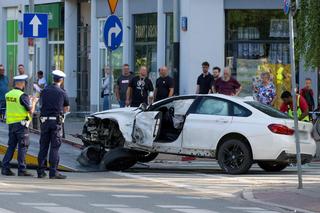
[28,0,34,94]
[289,9,303,189]
[108,48,113,110]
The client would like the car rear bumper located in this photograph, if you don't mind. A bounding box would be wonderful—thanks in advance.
[276,151,314,164]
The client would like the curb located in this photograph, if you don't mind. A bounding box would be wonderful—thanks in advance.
[242,189,315,213]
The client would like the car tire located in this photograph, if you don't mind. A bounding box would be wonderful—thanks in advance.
[99,147,138,171]
[136,152,159,163]
[77,146,105,166]
[217,139,253,174]
[257,161,288,172]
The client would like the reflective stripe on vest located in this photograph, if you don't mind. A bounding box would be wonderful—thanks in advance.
[5,89,31,124]
[287,95,309,122]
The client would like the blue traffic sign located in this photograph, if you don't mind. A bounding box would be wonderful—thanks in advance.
[283,0,291,15]
[104,15,123,51]
[23,13,48,38]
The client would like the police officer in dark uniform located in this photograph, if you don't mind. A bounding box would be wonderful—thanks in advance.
[1,75,38,176]
[37,70,70,179]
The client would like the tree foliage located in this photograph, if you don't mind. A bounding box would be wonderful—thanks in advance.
[296,0,320,69]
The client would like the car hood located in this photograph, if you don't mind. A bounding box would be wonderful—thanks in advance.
[91,107,141,119]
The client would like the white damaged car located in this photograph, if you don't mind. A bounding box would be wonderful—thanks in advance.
[78,94,316,174]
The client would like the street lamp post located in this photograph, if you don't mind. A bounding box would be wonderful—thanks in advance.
[288,0,303,189]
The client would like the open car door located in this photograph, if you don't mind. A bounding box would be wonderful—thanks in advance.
[132,111,162,148]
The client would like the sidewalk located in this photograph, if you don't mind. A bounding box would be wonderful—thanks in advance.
[244,187,320,213]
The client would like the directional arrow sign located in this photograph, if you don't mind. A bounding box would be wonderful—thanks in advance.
[108,0,119,14]
[104,15,123,51]
[29,15,42,37]
[23,13,48,38]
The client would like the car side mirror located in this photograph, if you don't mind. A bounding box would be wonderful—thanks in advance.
[139,103,147,111]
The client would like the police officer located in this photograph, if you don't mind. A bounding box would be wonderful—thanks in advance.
[1,75,38,176]
[37,70,70,179]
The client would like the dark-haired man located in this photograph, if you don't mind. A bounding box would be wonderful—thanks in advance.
[115,64,133,108]
[196,61,213,94]
[280,91,309,122]
[211,66,221,92]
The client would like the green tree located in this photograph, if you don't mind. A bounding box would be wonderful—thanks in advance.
[296,0,320,69]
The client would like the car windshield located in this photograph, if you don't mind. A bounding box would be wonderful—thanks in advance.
[245,101,289,119]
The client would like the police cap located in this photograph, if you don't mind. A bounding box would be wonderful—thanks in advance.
[13,74,28,82]
[52,70,66,80]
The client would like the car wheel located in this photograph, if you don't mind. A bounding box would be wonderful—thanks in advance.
[257,161,288,172]
[77,146,105,166]
[99,147,138,171]
[136,152,159,163]
[217,139,253,174]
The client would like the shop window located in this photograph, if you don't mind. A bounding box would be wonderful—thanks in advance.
[225,10,293,108]
[48,29,64,84]
[134,13,157,84]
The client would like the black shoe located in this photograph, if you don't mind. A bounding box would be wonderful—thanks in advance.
[1,169,15,176]
[49,174,67,179]
[37,172,47,179]
[18,171,33,177]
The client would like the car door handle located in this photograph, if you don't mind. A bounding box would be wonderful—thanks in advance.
[214,119,229,123]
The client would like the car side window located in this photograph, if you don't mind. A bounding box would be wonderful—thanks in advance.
[153,99,195,115]
[195,98,229,116]
[232,104,252,117]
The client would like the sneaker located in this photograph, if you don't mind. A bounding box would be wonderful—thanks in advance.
[18,171,33,177]
[1,169,15,176]
[49,174,67,179]
[37,172,47,179]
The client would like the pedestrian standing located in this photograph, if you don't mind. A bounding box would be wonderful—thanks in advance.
[33,71,47,97]
[0,64,9,118]
[255,72,276,106]
[102,66,113,111]
[115,64,133,108]
[1,75,38,176]
[154,66,174,102]
[196,62,213,94]
[37,70,70,179]
[18,64,25,75]
[211,66,221,92]
[214,67,242,96]
[300,78,315,112]
[126,66,154,107]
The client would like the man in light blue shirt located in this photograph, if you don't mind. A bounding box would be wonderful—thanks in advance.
[0,64,9,117]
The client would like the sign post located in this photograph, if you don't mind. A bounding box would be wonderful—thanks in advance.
[285,0,303,189]
[104,1,122,109]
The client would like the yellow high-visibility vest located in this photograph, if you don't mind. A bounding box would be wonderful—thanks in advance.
[287,95,309,122]
[5,89,31,124]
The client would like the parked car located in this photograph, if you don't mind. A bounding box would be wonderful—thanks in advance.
[77,94,316,174]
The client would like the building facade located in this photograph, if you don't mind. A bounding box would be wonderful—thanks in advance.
[0,0,317,112]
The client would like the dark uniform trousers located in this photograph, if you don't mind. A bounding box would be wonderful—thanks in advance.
[2,123,29,172]
[37,120,62,177]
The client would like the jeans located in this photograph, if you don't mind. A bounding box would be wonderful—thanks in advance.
[103,95,110,111]
[119,100,125,108]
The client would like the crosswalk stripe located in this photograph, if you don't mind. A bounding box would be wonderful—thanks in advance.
[34,207,85,213]
[48,193,85,197]
[157,205,195,209]
[247,211,280,213]
[173,209,218,213]
[228,207,265,210]
[106,208,153,213]
[19,203,58,206]
[90,204,128,208]
[112,195,149,198]
[176,196,211,200]
[0,193,22,196]
[0,208,15,213]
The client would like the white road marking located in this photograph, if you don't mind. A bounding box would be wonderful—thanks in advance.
[0,192,22,196]
[247,211,280,213]
[112,172,232,197]
[19,203,58,206]
[157,205,195,209]
[90,204,128,208]
[173,209,218,213]
[112,195,149,198]
[34,207,85,213]
[0,183,10,186]
[228,207,265,210]
[106,208,153,213]
[0,208,15,213]
[176,196,211,200]
[48,193,85,197]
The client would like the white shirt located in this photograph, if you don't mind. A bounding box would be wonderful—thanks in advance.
[102,75,114,95]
